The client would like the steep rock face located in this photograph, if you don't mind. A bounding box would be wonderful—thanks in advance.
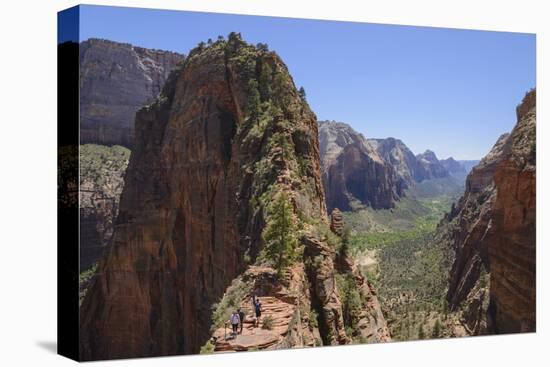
[368,137,430,187]
[79,144,130,270]
[80,35,388,360]
[443,133,511,334]
[318,121,402,211]
[417,150,449,179]
[489,90,536,333]
[80,38,184,147]
[440,157,467,178]
[443,89,536,335]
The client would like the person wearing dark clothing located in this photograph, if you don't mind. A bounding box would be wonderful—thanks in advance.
[251,294,257,310]
[254,298,262,327]
[238,308,246,334]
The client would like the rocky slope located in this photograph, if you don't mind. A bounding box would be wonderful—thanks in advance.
[207,208,390,353]
[443,89,536,335]
[80,34,389,361]
[318,121,403,211]
[80,38,184,147]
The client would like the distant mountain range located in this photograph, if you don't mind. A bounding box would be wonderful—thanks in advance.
[457,160,481,173]
[318,120,478,211]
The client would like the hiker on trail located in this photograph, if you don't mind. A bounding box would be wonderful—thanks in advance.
[238,308,246,334]
[230,311,240,335]
[251,294,257,310]
[254,298,262,327]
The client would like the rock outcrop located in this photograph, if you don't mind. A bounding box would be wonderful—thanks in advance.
[80,34,389,361]
[318,121,402,211]
[330,208,344,236]
[443,89,536,335]
[80,38,184,147]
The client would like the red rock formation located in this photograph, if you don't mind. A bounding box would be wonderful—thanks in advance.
[444,133,509,313]
[330,208,344,236]
[489,89,536,333]
[210,265,322,352]
[444,89,536,334]
[79,35,388,361]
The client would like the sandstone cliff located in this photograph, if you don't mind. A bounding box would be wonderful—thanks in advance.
[443,89,536,335]
[318,121,402,211]
[80,34,389,360]
[416,150,449,180]
[368,137,430,188]
[80,38,184,147]
[318,120,457,212]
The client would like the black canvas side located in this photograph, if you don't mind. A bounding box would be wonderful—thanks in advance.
[57,5,80,362]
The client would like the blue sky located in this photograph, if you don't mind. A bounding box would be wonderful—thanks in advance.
[70,5,535,160]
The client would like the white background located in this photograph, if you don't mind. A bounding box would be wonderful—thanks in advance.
[0,0,548,365]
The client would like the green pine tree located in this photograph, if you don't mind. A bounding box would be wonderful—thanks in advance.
[246,79,261,124]
[272,71,291,107]
[341,226,351,255]
[256,42,269,52]
[298,86,307,100]
[262,191,298,274]
[258,62,273,102]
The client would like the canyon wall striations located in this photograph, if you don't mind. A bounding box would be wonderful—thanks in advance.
[80,38,184,147]
[80,35,389,360]
[443,89,536,334]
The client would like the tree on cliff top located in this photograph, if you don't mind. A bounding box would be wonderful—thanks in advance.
[262,191,298,274]
[298,86,306,100]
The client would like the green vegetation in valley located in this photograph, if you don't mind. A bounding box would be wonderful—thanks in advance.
[345,190,459,340]
[344,195,456,252]
[407,176,464,199]
[376,230,452,335]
